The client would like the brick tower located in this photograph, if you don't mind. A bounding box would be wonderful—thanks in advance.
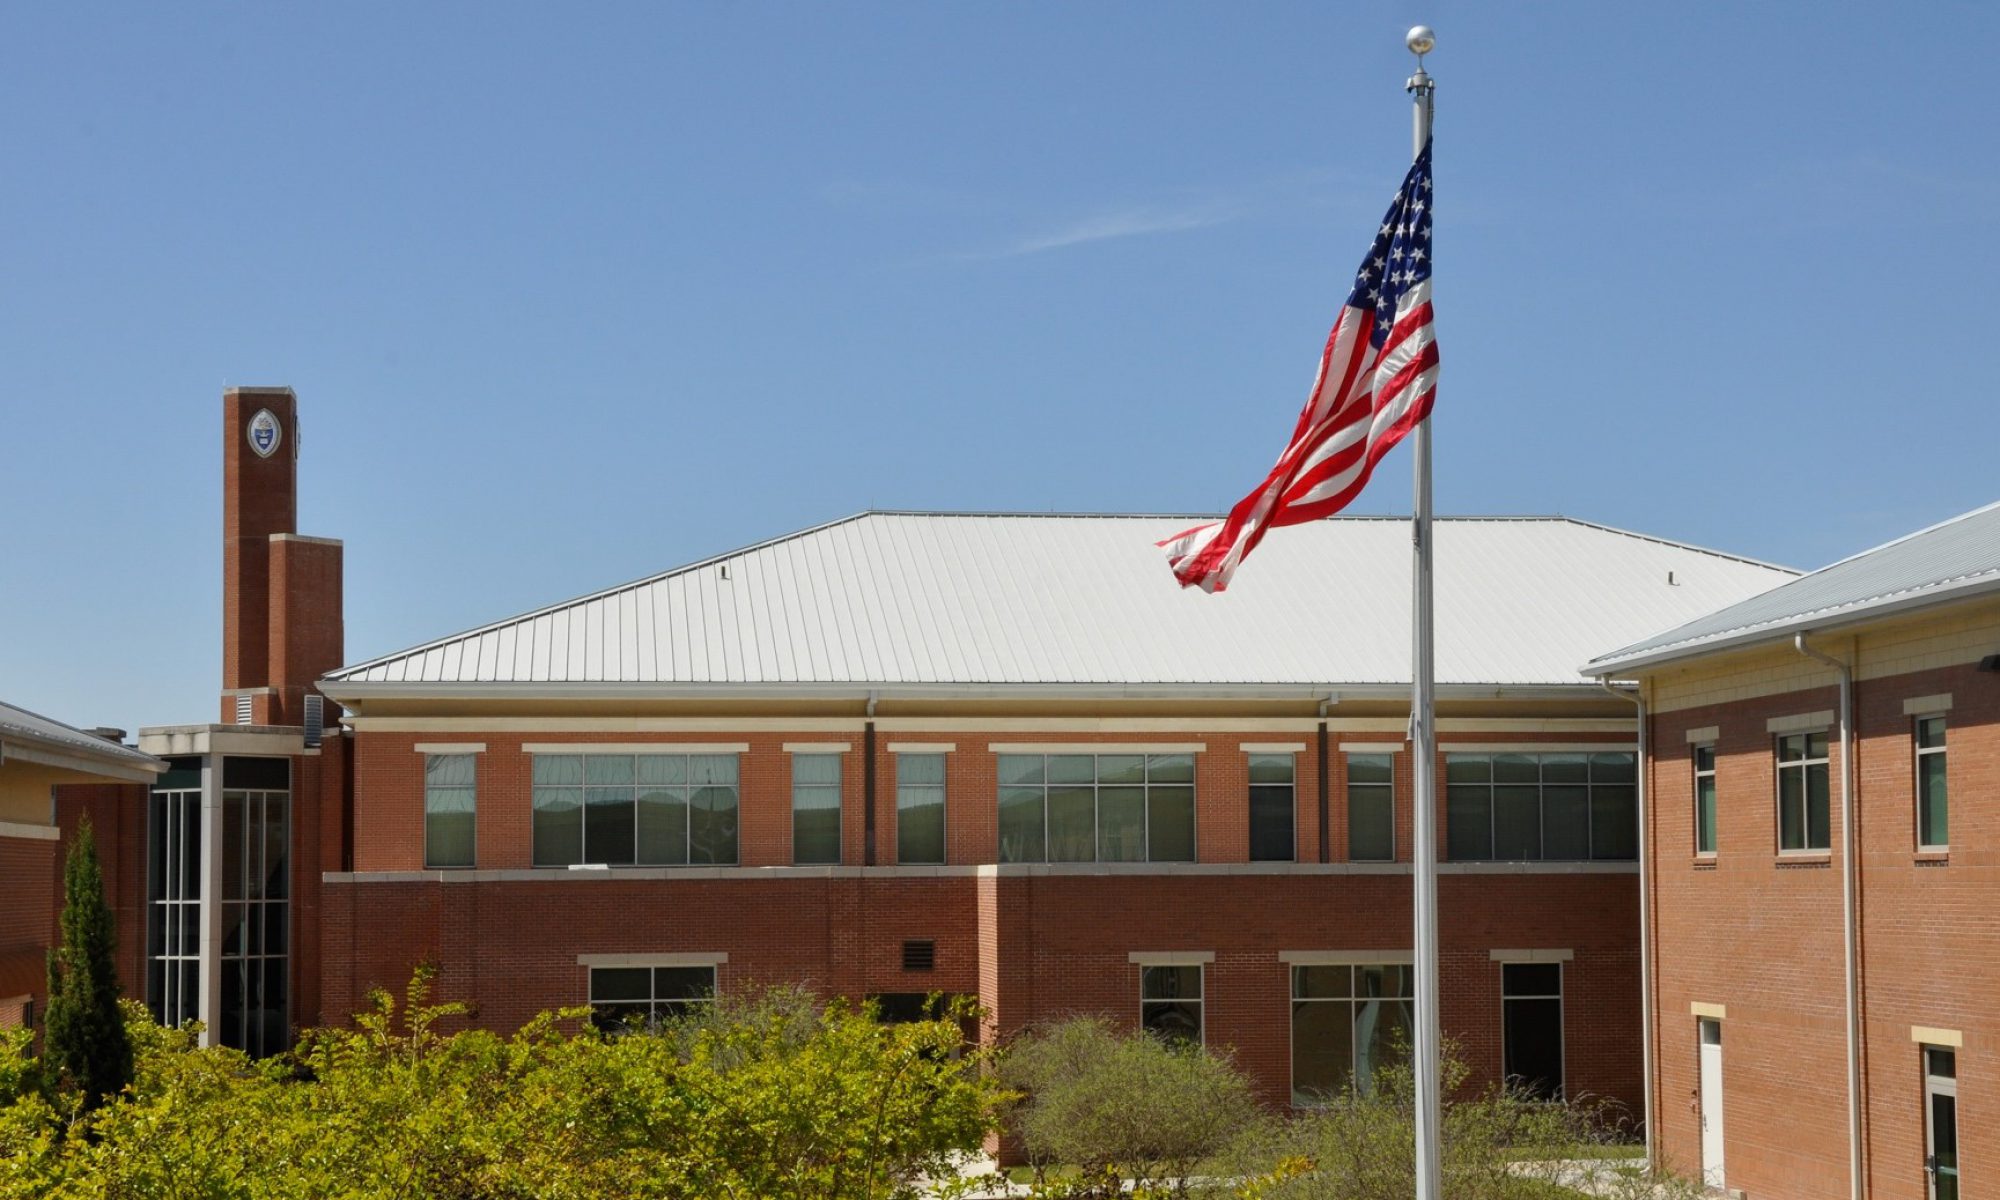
[220,388,343,728]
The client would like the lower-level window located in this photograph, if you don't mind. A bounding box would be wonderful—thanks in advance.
[588,964,717,1033]
[1291,962,1413,1103]
[1139,964,1203,1046]
[1500,962,1564,1099]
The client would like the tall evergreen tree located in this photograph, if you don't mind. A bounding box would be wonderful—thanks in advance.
[44,815,133,1109]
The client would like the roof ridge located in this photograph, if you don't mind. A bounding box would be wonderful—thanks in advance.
[1548,516,1801,575]
[1799,498,2000,577]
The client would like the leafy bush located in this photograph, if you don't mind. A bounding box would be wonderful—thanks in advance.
[0,972,1006,1199]
[1001,1016,1258,1196]
[1231,1042,1702,1200]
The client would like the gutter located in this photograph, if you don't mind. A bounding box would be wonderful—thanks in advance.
[318,679,1625,707]
[1794,633,1865,1200]
[1597,680,1654,1169]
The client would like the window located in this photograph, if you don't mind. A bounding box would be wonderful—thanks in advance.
[424,754,476,868]
[1776,732,1831,852]
[1249,753,1296,862]
[997,754,1195,864]
[1291,962,1413,1103]
[1693,745,1717,855]
[147,757,203,1029]
[792,754,843,864]
[1501,962,1564,1099]
[218,757,290,1059]
[533,753,739,866]
[896,753,946,864]
[1916,717,1947,850]
[1140,964,1202,1046]
[1347,753,1395,861]
[1445,753,1636,862]
[588,965,716,1033]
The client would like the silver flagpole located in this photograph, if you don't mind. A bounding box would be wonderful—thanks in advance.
[1404,24,1442,1200]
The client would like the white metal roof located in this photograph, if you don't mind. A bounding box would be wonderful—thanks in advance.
[326,512,1795,693]
[1587,499,2000,675]
[0,699,164,780]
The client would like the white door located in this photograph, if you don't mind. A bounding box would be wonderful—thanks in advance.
[1698,1019,1725,1191]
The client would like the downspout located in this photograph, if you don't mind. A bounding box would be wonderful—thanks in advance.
[1598,679,1654,1168]
[864,691,879,867]
[1795,633,1863,1200]
[1317,695,1334,863]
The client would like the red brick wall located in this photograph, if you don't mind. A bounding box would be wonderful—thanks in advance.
[52,784,151,1003]
[0,835,58,1006]
[266,536,343,728]
[322,869,1641,1115]
[1648,656,1998,1199]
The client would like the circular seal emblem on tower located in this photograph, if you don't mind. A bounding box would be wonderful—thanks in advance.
[247,408,282,458]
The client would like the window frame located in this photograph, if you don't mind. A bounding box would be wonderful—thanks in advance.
[894,752,948,865]
[531,752,741,868]
[1138,962,1204,1047]
[1774,731,1832,854]
[586,962,719,1033]
[996,753,1199,865]
[423,752,479,870]
[1914,715,1947,852]
[1248,752,1297,863]
[1692,744,1717,858]
[1288,960,1415,1105]
[1346,752,1397,862]
[1498,959,1566,1100]
[1443,751,1638,863]
[791,752,845,866]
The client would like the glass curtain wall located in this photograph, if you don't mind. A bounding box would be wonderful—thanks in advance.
[219,757,289,1058]
[146,757,204,1028]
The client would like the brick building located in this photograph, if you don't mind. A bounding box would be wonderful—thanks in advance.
[0,701,163,1028]
[1586,502,2000,1200]
[42,389,1808,1131]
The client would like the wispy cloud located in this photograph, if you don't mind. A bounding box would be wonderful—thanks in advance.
[969,204,1240,259]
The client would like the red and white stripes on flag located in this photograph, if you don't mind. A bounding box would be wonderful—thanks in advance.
[1162,140,1438,593]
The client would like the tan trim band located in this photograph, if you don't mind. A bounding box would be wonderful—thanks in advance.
[1767,711,1834,734]
[1279,949,1414,965]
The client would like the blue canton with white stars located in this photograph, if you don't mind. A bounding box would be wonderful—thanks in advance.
[1345,140,1433,349]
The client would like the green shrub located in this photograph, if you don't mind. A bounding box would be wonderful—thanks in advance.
[0,971,1006,1200]
[1001,1015,1258,1196]
[1231,1042,1701,1200]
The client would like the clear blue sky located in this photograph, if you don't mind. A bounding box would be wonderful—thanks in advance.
[4,3,1996,730]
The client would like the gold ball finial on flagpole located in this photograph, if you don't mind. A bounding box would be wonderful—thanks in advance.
[1406,25,1436,56]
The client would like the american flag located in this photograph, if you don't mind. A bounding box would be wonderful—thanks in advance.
[1162,140,1438,592]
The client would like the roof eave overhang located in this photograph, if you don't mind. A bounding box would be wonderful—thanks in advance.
[0,736,165,784]
[319,679,1622,707]
[1581,573,2000,679]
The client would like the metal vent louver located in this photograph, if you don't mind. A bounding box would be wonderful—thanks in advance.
[302,694,324,748]
[901,940,936,972]
[234,695,253,725]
